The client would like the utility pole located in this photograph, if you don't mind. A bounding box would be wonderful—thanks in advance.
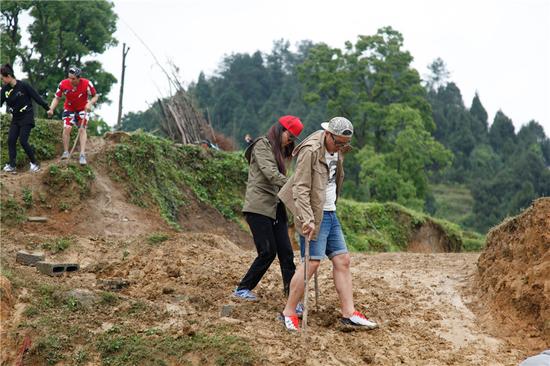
[116,43,130,129]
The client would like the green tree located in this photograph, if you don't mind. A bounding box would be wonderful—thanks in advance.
[468,142,550,232]
[489,110,516,157]
[87,117,111,136]
[188,39,324,147]
[297,27,450,205]
[0,0,118,111]
[299,27,435,150]
[0,0,32,64]
[425,57,450,91]
[469,144,501,179]
[119,100,166,135]
[355,104,451,208]
[469,92,488,142]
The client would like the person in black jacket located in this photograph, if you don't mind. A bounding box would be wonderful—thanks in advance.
[1,63,49,173]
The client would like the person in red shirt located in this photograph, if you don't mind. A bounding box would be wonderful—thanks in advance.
[47,66,99,165]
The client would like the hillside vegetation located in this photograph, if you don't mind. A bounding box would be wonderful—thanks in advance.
[1,120,483,252]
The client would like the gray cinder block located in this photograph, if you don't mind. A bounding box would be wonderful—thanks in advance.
[36,262,65,276]
[16,250,45,266]
[36,262,80,276]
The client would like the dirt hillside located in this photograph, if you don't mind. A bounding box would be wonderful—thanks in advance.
[472,197,550,351]
[0,136,545,365]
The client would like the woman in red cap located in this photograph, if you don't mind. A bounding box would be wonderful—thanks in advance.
[234,115,304,301]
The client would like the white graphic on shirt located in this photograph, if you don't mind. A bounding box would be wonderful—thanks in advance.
[324,152,338,211]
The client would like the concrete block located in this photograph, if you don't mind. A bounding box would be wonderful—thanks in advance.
[64,263,80,273]
[27,216,48,222]
[36,262,65,276]
[16,250,45,266]
[220,304,234,317]
[36,262,80,276]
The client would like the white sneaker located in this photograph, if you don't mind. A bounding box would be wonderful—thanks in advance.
[341,311,378,329]
[3,164,16,172]
[61,151,70,159]
[79,154,87,165]
[30,162,41,172]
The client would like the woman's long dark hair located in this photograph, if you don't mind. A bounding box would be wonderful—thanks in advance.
[0,63,15,78]
[266,122,295,175]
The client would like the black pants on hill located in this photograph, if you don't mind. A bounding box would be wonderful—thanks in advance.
[237,203,296,296]
[8,116,37,166]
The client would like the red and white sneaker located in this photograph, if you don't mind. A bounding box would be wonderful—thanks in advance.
[340,311,378,330]
[280,313,300,331]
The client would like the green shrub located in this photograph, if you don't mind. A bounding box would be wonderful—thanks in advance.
[46,163,95,197]
[22,187,33,208]
[147,232,170,245]
[42,236,75,253]
[0,195,26,224]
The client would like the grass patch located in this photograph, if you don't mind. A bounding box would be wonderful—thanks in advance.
[31,335,69,365]
[46,163,95,197]
[462,231,486,251]
[0,266,14,281]
[0,195,26,224]
[65,296,82,312]
[42,236,75,254]
[36,284,61,310]
[338,199,467,252]
[22,187,33,208]
[97,325,257,366]
[72,349,89,365]
[126,300,148,316]
[43,163,95,211]
[100,292,119,306]
[147,232,170,245]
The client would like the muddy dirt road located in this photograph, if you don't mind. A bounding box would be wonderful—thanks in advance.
[220,251,528,365]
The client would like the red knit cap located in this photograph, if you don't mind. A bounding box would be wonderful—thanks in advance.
[278,115,303,137]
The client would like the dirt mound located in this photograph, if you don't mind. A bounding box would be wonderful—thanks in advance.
[95,233,245,302]
[1,136,252,246]
[473,197,550,350]
[408,222,456,252]
[1,138,171,238]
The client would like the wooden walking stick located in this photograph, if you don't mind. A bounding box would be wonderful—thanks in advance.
[68,127,82,157]
[314,271,319,311]
[302,237,310,332]
[63,113,83,159]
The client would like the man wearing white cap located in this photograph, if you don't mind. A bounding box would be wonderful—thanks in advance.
[278,116,379,331]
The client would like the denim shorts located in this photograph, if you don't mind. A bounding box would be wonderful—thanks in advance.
[300,211,348,260]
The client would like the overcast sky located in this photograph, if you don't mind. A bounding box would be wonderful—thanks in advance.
[91,0,549,136]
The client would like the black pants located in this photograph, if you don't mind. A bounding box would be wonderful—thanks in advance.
[8,119,37,166]
[237,203,296,295]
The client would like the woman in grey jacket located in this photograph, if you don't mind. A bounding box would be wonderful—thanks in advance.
[233,115,303,300]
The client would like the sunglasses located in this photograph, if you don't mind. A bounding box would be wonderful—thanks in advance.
[330,133,351,147]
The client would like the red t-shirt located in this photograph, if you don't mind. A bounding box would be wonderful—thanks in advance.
[55,78,97,111]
